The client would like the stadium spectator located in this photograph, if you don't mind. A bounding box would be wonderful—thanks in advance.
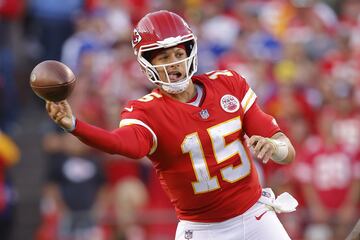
[28,0,84,60]
[295,108,360,240]
[0,0,24,132]
[0,130,20,240]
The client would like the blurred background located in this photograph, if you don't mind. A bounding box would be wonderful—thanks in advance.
[0,0,359,239]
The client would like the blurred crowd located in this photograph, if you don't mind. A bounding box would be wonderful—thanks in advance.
[0,0,360,239]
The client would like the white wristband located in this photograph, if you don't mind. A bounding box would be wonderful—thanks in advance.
[267,138,288,163]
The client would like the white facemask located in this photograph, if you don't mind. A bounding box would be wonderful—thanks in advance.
[137,36,198,94]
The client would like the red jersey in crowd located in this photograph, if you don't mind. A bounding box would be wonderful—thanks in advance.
[295,136,360,210]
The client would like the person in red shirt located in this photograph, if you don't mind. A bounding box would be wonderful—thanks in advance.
[295,108,360,240]
[45,10,296,240]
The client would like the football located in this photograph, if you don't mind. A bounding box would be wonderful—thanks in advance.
[30,60,76,102]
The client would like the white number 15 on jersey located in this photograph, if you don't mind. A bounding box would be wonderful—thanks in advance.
[181,116,251,194]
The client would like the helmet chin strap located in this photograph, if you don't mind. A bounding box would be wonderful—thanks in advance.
[161,78,190,94]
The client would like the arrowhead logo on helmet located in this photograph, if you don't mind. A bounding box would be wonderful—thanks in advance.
[132,29,142,49]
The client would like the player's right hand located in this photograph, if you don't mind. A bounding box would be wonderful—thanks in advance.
[46,100,74,131]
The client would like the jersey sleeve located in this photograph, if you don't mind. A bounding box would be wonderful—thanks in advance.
[242,101,281,137]
[72,119,153,159]
[120,100,158,154]
[227,70,257,115]
[225,70,280,137]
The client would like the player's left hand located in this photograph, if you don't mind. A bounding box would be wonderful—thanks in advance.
[247,135,275,164]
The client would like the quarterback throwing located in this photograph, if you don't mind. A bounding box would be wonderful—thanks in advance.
[46,10,296,240]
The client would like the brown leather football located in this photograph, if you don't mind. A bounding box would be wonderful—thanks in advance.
[30,60,76,102]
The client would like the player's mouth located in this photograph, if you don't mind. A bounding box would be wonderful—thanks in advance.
[168,71,183,82]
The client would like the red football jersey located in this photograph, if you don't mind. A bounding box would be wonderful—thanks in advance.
[296,136,360,210]
[120,70,280,222]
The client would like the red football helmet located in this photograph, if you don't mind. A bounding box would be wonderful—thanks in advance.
[132,10,198,93]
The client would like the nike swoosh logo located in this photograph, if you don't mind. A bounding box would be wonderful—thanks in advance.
[124,106,133,112]
[255,211,267,220]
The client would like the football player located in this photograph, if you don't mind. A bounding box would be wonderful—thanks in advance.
[46,10,296,240]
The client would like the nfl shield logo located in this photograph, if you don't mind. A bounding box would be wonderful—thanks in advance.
[185,230,193,239]
[262,190,272,198]
[199,109,209,119]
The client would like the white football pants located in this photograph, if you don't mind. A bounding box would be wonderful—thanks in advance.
[175,202,291,240]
